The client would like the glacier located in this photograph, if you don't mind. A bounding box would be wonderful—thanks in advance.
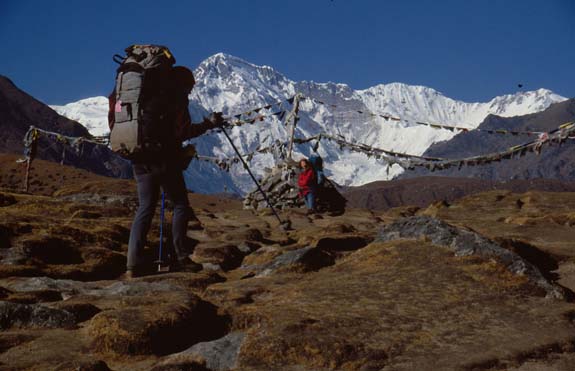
[50,53,567,194]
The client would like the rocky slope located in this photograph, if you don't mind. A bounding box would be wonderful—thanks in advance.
[344,176,575,210]
[402,99,575,181]
[0,75,131,179]
[0,76,88,154]
[0,159,575,370]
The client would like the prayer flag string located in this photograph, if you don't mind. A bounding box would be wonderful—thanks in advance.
[304,96,550,137]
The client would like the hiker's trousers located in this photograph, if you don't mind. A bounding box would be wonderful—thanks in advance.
[127,162,190,270]
[304,192,315,210]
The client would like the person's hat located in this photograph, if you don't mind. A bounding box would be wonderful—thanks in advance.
[173,66,195,92]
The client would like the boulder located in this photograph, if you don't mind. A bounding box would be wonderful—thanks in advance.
[0,301,75,329]
[2,243,126,281]
[378,216,568,299]
[0,276,101,296]
[237,241,261,254]
[156,332,245,371]
[192,243,244,271]
[136,271,226,293]
[251,247,335,277]
[86,290,229,356]
[50,302,101,322]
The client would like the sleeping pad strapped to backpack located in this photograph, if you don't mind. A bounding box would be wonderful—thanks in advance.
[109,44,176,160]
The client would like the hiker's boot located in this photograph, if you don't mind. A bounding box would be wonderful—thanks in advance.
[122,264,154,279]
[122,270,137,280]
[170,257,203,273]
[189,211,203,231]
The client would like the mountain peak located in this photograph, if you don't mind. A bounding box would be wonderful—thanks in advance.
[199,53,260,72]
[196,53,285,84]
[485,88,565,116]
[202,52,244,65]
[358,83,444,99]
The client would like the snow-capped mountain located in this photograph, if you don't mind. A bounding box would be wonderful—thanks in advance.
[51,53,567,193]
[51,97,110,136]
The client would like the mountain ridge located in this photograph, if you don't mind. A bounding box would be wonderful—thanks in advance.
[0,75,131,179]
[49,53,567,193]
[400,98,575,181]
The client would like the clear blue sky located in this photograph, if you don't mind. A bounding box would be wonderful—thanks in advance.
[1,0,573,105]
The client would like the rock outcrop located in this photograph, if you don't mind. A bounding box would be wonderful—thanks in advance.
[378,215,568,299]
[243,163,346,214]
[155,332,245,371]
[243,164,301,210]
[0,75,131,178]
[0,301,75,329]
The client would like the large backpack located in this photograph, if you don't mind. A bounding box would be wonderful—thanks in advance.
[307,155,346,214]
[308,155,325,186]
[109,44,176,159]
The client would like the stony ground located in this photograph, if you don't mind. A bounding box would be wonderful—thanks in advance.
[0,157,575,370]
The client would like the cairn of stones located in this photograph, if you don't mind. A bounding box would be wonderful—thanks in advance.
[244,162,302,210]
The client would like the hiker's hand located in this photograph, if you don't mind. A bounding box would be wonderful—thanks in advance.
[206,112,224,128]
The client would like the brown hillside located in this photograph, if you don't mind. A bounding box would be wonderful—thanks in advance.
[0,158,574,370]
[0,75,131,178]
[344,176,575,210]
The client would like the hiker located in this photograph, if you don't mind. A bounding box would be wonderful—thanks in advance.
[298,158,316,214]
[307,154,347,216]
[108,47,224,278]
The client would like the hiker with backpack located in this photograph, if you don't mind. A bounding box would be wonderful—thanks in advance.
[303,154,347,216]
[309,155,325,187]
[108,45,224,278]
[298,158,317,215]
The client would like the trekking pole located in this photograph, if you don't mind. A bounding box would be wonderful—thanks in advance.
[156,191,169,272]
[220,125,291,231]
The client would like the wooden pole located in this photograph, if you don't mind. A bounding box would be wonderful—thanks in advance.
[286,94,301,161]
[60,146,66,185]
[23,159,31,193]
[23,128,37,193]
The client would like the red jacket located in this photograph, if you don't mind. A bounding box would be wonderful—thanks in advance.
[298,168,316,197]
